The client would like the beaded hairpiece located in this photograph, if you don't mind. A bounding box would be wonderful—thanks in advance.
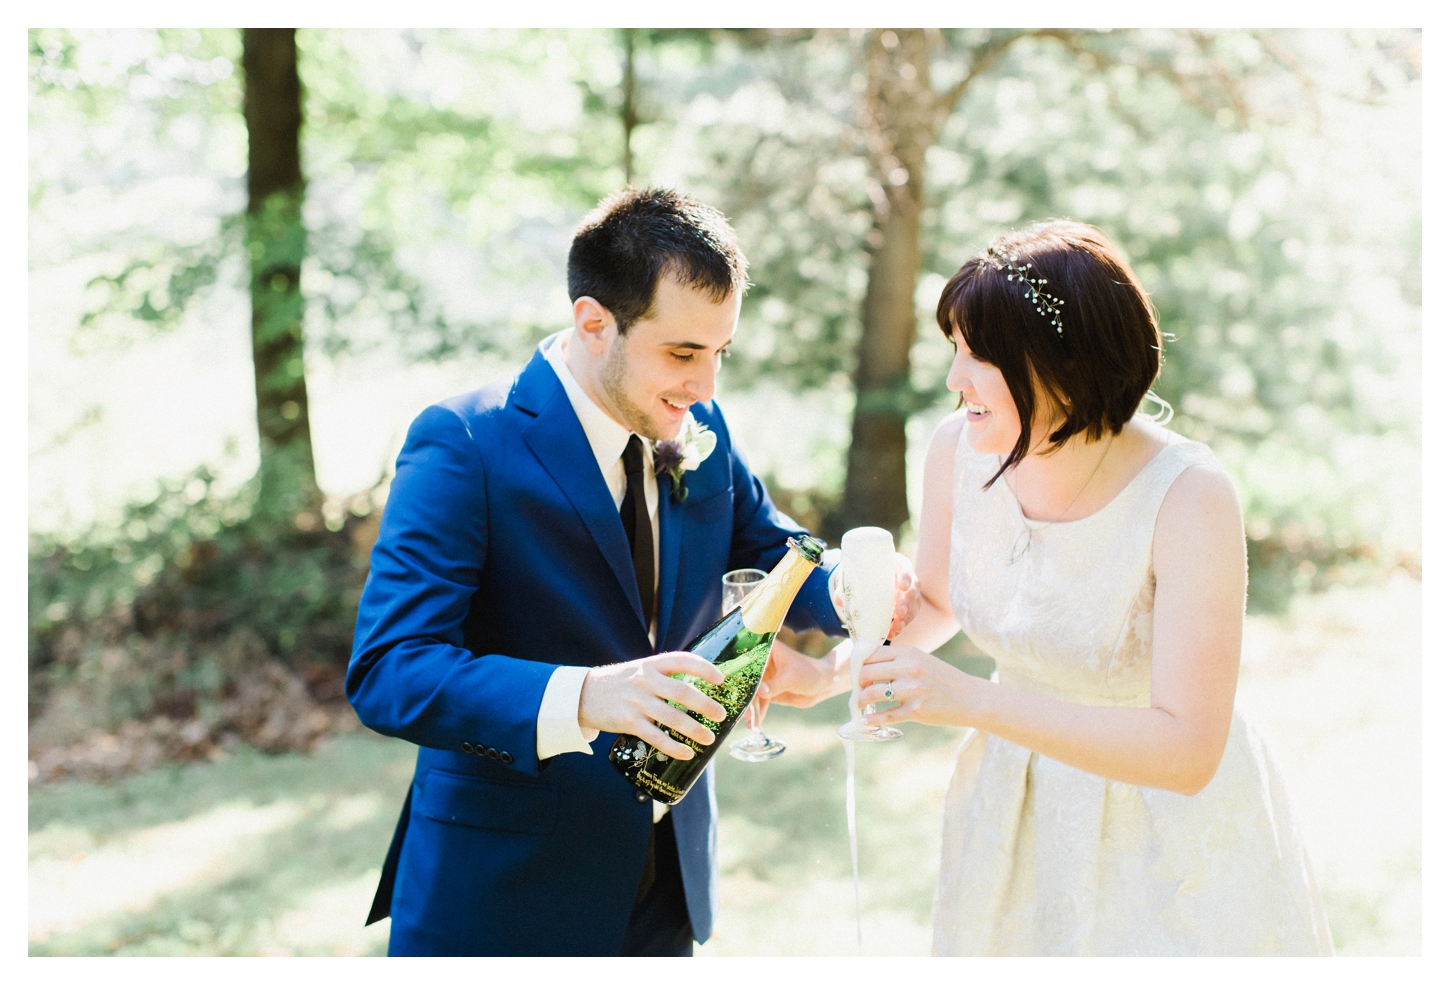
[984,245,1065,335]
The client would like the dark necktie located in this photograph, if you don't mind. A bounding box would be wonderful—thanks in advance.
[620,435,655,628]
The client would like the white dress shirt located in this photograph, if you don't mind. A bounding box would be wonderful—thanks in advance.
[535,335,660,764]
[532,334,852,827]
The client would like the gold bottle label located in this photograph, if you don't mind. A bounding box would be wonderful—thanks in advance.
[738,538,820,635]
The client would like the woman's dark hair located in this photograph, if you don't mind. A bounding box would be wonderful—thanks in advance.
[936,219,1162,488]
[567,186,750,332]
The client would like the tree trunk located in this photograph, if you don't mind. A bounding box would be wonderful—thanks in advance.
[836,29,937,541]
[242,28,319,525]
[621,28,638,184]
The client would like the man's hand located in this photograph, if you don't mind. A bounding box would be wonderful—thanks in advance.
[758,640,850,710]
[579,652,727,760]
[832,551,922,640]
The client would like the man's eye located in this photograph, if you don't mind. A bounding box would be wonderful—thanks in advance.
[670,351,694,362]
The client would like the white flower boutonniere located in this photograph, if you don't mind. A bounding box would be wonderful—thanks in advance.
[653,413,717,504]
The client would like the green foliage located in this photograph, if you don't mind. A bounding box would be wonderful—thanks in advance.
[80,216,242,333]
[28,28,1419,749]
[292,28,630,362]
[654,28,1418,595]
[28,464,376,746]
[30,30,247,349]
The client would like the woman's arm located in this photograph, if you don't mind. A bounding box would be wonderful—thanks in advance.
[857,463,1246,796]
[890,410,966,653]
[764,412,967,707]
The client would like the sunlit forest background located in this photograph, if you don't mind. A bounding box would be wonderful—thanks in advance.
[29,28,1421,956]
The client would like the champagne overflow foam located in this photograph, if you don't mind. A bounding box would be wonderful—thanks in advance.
[843,739,863,954]
[839,525,896,952]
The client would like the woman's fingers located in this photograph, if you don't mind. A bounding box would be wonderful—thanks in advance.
[858,645,894,666]
[856,657,898,687]
[885,552,922,640]
[862,704,909,728]
[855,682,901,707]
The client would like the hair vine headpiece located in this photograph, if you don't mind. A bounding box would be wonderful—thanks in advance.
[984,245,1065,335]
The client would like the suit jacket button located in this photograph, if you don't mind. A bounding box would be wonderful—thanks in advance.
[500,751,513,764]
[461,741,474,754]
[484,747,497,759]
[636,792,649,803]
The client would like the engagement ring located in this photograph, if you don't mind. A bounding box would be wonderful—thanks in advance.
[884,683,894,700]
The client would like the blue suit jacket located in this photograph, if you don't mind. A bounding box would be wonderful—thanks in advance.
[348,339,844,956]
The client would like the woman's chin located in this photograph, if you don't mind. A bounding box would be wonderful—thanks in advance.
[963,418,1009,456]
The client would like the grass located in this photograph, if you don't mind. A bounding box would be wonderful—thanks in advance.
[28,734,416,956]
[28,580,1420,956]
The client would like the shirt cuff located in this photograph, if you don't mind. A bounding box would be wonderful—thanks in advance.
[537,665,599,761]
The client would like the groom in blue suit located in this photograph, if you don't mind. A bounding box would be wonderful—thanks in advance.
[349,188,878,955]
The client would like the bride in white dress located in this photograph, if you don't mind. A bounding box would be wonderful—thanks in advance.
[772,220,1332,955]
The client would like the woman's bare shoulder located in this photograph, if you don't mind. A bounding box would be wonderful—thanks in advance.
[1155,457,1243,564]
[928,409,969,461]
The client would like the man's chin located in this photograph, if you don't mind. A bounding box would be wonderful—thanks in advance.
[651,402,694,439]
[641,421,680,443]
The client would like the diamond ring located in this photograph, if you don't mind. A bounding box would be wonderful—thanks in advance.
[883,682,894,700]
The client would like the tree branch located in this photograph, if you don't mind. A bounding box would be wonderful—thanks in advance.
[935,29,1032,117]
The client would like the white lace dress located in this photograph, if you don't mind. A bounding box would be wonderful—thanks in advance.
[933,418,1334,956]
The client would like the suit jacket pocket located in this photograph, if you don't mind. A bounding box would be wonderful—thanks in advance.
[419,769,559,835]
[685,487,732,525]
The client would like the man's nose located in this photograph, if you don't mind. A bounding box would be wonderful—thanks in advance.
[686,360,717,404]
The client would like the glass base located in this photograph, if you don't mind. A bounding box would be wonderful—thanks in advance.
[729,731,787,762]
[837,720,903,742]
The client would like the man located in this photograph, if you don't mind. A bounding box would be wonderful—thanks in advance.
[348,187,914,956]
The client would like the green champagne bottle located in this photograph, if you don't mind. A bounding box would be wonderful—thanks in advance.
[609,535,825,805]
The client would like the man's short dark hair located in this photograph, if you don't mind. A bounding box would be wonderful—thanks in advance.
[937,219,1163,488]
[567,187,750,332]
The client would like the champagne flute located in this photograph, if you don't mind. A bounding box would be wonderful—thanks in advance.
[723,568,787,762]
[836,526,903,742]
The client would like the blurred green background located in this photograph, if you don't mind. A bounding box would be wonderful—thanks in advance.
[28,28,1420,956]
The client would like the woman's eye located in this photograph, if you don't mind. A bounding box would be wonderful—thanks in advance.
[670,351,694,363]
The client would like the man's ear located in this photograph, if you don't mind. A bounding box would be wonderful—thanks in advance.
[573,296,616,355]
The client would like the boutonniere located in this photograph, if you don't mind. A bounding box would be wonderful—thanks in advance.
[653,413,717,504]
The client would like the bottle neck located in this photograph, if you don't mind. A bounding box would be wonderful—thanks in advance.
[739,545,820,635]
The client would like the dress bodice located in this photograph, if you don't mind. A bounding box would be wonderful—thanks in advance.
[934,415,1332,956]
[949,417,1219,707]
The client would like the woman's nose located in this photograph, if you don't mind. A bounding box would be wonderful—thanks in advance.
[946,357,970,392]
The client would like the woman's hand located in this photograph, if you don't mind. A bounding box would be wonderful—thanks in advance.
[887,553,922,639]
[832,552,922,640]
[854,643,979,729]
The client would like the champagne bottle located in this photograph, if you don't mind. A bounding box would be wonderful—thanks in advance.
[609,535,825,805]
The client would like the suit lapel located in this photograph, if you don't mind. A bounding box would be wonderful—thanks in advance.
[517,348,645,628]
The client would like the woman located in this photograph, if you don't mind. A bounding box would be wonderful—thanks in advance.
[772,220,1333,955]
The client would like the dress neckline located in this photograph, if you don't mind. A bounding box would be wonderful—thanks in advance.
[997,430,1181,531]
